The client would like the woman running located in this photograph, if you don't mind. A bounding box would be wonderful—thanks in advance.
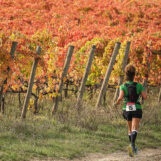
[114,64,147,156]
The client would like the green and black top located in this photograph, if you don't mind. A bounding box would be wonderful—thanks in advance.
[120,81,144,110]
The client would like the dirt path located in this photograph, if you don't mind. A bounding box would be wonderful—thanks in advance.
[73,148,161,161]
[32,148,161,161]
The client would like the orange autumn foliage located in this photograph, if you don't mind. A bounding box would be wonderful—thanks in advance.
[0,0,160,95]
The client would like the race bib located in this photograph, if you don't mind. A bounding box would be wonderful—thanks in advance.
[126,102,136,111]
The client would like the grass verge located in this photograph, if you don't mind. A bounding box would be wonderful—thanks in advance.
[0,89,161,161]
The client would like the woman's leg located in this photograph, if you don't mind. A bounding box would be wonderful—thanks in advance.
[127,121,132,142]
[132,118,140,131]
[131,118,141,151]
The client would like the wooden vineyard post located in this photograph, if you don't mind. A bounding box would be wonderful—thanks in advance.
[51,45,74,115]
[2,94,5,114]
[113,41,131,103]
[76,45,96,109]
[143,64,150,93]
[21,46,41,119]
[18,88,22,108]
[103,91,107,106]
[64,79,69,98]
[0,41,18,113]
[142,53,150,104]
[0,85,4,113]
[144,53,151,91]
[95,42,121,108]
[158,87,161,102]
[10,41,18,58]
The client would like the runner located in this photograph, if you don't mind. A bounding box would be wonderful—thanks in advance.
[114,64,147,157]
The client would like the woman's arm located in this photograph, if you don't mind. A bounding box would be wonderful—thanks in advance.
[141,91,147,100]
[114,90,124,105]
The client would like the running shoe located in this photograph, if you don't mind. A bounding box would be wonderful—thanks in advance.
[127,144,134,157]
[134,146,138,155]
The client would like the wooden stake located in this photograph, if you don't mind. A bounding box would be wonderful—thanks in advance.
[158,87,161,102]
[113,41,131,103]
[95,42,121,108]
[10,41,18,58]
[0,41,18,113]
[51,45,74,115]
[76,45,96,109]
[21,46,41,119]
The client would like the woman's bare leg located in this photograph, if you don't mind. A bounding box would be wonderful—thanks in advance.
[132,118,140,131]
[127,121,132,142]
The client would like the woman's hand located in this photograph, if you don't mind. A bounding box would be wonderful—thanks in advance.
[113,90,124,107]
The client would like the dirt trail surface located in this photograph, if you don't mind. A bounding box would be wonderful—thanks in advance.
[32,148,161,161]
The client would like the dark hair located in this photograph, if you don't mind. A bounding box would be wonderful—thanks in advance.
[125,64,136,81]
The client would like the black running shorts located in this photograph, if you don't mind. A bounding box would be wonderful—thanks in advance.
[122,109,142,121]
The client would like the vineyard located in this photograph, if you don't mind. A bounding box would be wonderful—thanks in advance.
[0,0,161,116]
[0,0,161,161]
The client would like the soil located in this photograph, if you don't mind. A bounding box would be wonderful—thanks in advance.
[32,147,161,161]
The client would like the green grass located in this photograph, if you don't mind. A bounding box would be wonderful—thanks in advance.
[0,89,160,161]
[0,114,161,161]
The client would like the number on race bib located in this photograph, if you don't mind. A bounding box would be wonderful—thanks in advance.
[126,102,136,111]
